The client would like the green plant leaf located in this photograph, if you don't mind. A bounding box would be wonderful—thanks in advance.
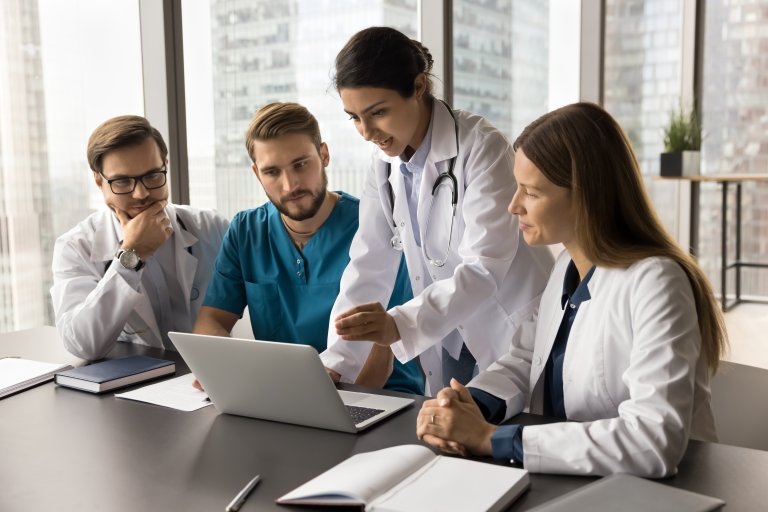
[663,107,701,152]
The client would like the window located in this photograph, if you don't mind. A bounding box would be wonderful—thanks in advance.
[183,0,419,219]
[700,0,768,297]
[603,0,685,239]
[604,0,684,173]
[0,0,144,333]
[452,0,580,143]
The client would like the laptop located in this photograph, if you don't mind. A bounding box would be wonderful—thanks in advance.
[168,332,414,433]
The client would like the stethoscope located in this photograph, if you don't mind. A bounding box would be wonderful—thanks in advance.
[386,100,459,267]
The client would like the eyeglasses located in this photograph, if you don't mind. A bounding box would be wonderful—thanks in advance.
[100,166,167,195]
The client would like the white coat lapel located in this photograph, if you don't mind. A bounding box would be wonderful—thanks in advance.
[92,208,163,347]
[527,283,568,413]
[373,157,396,218]
[170,210,199,315]
[391,169,424,295]
[90,209,121,264]
[416,102,457,239]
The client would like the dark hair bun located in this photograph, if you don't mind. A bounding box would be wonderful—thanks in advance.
[410,39,434,74]
[334,26,435,99]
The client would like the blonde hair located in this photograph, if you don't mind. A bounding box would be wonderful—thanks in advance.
[514,102,727,372]
[244,102,322,163]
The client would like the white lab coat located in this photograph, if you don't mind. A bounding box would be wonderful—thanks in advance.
[469,251,717,477]
[51,204,228,360]
[321,101,554,395]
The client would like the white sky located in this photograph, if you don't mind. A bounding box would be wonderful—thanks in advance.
[181,0,215,159]
[36,0,580,178]
[38,0,144,180]
[549,0,582,109]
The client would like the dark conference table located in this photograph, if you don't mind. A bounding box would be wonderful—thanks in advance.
[2,327,766,511]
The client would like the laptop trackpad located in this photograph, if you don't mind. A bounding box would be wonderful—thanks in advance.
[339,390,392,407]
[338,390,414,429]
[338,390,413,411]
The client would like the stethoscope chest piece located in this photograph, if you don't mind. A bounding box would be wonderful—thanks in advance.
[384,100,459,264]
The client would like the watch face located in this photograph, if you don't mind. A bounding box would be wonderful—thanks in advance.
[119,250,140,269]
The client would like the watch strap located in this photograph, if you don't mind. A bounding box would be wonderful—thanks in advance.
[115,248,144,271]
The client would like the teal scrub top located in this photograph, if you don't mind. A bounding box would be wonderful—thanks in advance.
[203,192,424,394]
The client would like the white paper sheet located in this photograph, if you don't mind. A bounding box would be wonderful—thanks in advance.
[0,358,68,389]
[115,373,213,411]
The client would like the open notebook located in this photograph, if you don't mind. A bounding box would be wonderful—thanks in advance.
[278,444,530,512]
[1,358,73,399]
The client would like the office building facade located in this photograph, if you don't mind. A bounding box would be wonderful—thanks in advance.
[0,0,54,331]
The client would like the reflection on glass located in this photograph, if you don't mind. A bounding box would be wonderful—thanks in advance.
[452,0,550,142]
[0,0,143,333]
[700,0,768,297]
[604,0,683,174]
[603,0,684,249]
[183,0,418,219]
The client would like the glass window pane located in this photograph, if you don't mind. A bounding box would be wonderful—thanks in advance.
[603,0,684,237]
[604,0,684,173]
[452,0,579,143]
[700,0,768,298]
[183,0,419,219]
[0,0,144,333]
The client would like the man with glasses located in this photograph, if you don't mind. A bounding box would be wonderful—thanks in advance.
[51,115,229,360]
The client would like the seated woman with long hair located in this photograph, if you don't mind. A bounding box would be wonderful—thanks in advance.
[416,102,727,477]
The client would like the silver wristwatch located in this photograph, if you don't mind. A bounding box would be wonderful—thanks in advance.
[115,248,144,271]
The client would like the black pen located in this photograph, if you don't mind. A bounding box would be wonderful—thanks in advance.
[225,474,261,512]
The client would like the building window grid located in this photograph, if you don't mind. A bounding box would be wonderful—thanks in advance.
[697,0,768,299]
[3,1,768,333]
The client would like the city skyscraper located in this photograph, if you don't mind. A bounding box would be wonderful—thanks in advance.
[700,0,768,297]
[453,0,550,141]
[604,0,768,298]
[604,0,683,174]
[603,0,684,250]
[0,0,54,331]
[206,0,550,219]
[208,0,417,219]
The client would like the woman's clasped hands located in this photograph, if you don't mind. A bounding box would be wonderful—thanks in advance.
[417,378,496,457]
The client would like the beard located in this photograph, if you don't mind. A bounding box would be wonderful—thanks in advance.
[270,171,328,221]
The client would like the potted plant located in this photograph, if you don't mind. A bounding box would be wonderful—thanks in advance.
[660,107,701,177]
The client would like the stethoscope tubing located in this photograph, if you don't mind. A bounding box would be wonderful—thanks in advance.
[385,100,460,266]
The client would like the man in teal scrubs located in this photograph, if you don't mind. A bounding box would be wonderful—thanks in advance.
[194,102,423,394]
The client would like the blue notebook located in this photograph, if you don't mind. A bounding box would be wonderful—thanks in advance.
[55,356,175,393]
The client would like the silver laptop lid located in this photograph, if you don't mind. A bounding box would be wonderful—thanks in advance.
[168,332,411,433]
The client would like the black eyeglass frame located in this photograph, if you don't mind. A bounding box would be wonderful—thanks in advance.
[99,166,168,195]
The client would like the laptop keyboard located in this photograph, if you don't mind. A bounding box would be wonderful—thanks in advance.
[346,405,385,425]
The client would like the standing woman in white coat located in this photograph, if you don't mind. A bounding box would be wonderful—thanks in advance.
[416,102,728,477]
[320,27,554,396]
